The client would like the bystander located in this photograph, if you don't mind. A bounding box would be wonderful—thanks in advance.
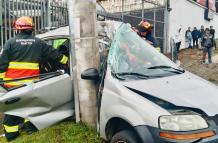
[210,25,216,49]
[201,28,215,64]
[199,25,205,49]
[185,27,192,48]
[192,27,199,48]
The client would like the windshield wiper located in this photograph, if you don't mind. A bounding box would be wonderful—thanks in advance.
[147,66,185,73]
[112,72,158,80]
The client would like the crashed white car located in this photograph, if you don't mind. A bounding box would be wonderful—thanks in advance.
[1,22,218,143]
[82,23,218,143]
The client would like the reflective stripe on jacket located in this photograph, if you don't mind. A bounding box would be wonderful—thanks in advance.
[4,62,39,87]
[0,31,66,88]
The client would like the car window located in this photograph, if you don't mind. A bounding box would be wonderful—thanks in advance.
[45,38,68,49]
[40,38,70,74]
[108,24,180,80]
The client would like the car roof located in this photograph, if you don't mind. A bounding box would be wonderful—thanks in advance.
[36,26,69,39]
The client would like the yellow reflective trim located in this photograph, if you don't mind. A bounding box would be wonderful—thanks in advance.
[8,62,39,70]
[0,72,5,78]
[60,55,68,64]
[3,125,19,133]
[4,78,36,86]
[24,119,30,123]
[53,39,67,49]
[156,47,161,52]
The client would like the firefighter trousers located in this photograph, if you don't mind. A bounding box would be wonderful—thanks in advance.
[3,114,37,141]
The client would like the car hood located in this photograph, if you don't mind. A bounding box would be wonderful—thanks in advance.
[122,72,218,116]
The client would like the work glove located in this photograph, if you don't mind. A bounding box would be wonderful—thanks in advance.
[59,55,68,65]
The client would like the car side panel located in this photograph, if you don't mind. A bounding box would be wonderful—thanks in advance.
[0,74,74,130]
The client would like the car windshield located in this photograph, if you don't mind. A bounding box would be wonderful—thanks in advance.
[108,24,183,80]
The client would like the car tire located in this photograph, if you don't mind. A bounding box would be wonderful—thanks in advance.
[110,129,140,143]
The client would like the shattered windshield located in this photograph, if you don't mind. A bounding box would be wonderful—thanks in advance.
[108,24,183,80]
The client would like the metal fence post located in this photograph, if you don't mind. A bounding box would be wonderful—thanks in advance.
[153,6,156,38]
[8,0,12,39]
[121,0,124,21]
[0,0,3,50]
[40,0,43,31]
[163,0,170,53]
[4,0,7,42]
[12,0,15,36]
[142,0,144,19]
[45,0,51,28]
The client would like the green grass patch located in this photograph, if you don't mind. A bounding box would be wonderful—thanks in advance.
[0,122,103,143]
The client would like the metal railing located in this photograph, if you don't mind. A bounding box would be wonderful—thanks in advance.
[122,1,166,52]
[100,0,168,52]
[0,0,68,49]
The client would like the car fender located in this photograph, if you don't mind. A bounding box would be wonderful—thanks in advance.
[100,104,146,139]
[106,105,145,126]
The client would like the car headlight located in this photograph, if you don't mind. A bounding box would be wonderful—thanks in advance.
[159,115,208,131]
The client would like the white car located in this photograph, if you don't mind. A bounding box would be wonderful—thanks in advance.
[82,23,218,143]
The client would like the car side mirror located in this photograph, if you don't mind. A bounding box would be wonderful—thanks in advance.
[81,68,99,80]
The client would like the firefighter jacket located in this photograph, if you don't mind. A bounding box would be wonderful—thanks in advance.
[0,32,68,87]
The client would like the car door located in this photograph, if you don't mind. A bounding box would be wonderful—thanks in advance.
[0,37,74,130]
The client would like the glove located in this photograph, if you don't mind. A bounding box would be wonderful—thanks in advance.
[59,55,68,65]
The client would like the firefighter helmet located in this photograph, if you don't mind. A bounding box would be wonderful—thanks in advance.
[139,20,153,32]
[14,16,33,30]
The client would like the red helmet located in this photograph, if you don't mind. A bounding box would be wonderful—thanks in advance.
[139,20,153,32]
[14,16,33,30]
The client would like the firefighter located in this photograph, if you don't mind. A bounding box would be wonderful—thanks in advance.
[0,16,68,141]
[137,20,161,52]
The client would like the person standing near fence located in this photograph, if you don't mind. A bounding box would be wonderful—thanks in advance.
[185,27,192,48]
[192,27,199,48]
[199,25,205,49]
[210,25,216,49]
[202,28,215,64]
[172,26,183,64]
[174,26,183,53]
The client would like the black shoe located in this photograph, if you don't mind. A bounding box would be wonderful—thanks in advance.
[22,122,38,135]
[5,132,20,142]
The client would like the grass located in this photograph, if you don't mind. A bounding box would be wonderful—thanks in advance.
[0,122,103,143]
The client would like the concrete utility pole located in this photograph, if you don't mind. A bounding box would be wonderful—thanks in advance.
[67,0,100,126]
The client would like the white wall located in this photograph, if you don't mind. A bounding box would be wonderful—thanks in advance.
[169,0,218,50]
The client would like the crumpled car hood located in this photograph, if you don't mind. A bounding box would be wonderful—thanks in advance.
[122,72,218,116]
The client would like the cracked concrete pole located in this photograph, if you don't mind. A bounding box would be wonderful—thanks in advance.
[68,0,100,126]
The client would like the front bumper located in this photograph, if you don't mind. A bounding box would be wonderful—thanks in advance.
[134,120,218,143]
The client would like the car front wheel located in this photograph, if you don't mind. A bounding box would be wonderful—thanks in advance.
[110,129,140,143]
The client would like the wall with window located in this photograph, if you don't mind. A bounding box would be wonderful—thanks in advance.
[168,0,218,51]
